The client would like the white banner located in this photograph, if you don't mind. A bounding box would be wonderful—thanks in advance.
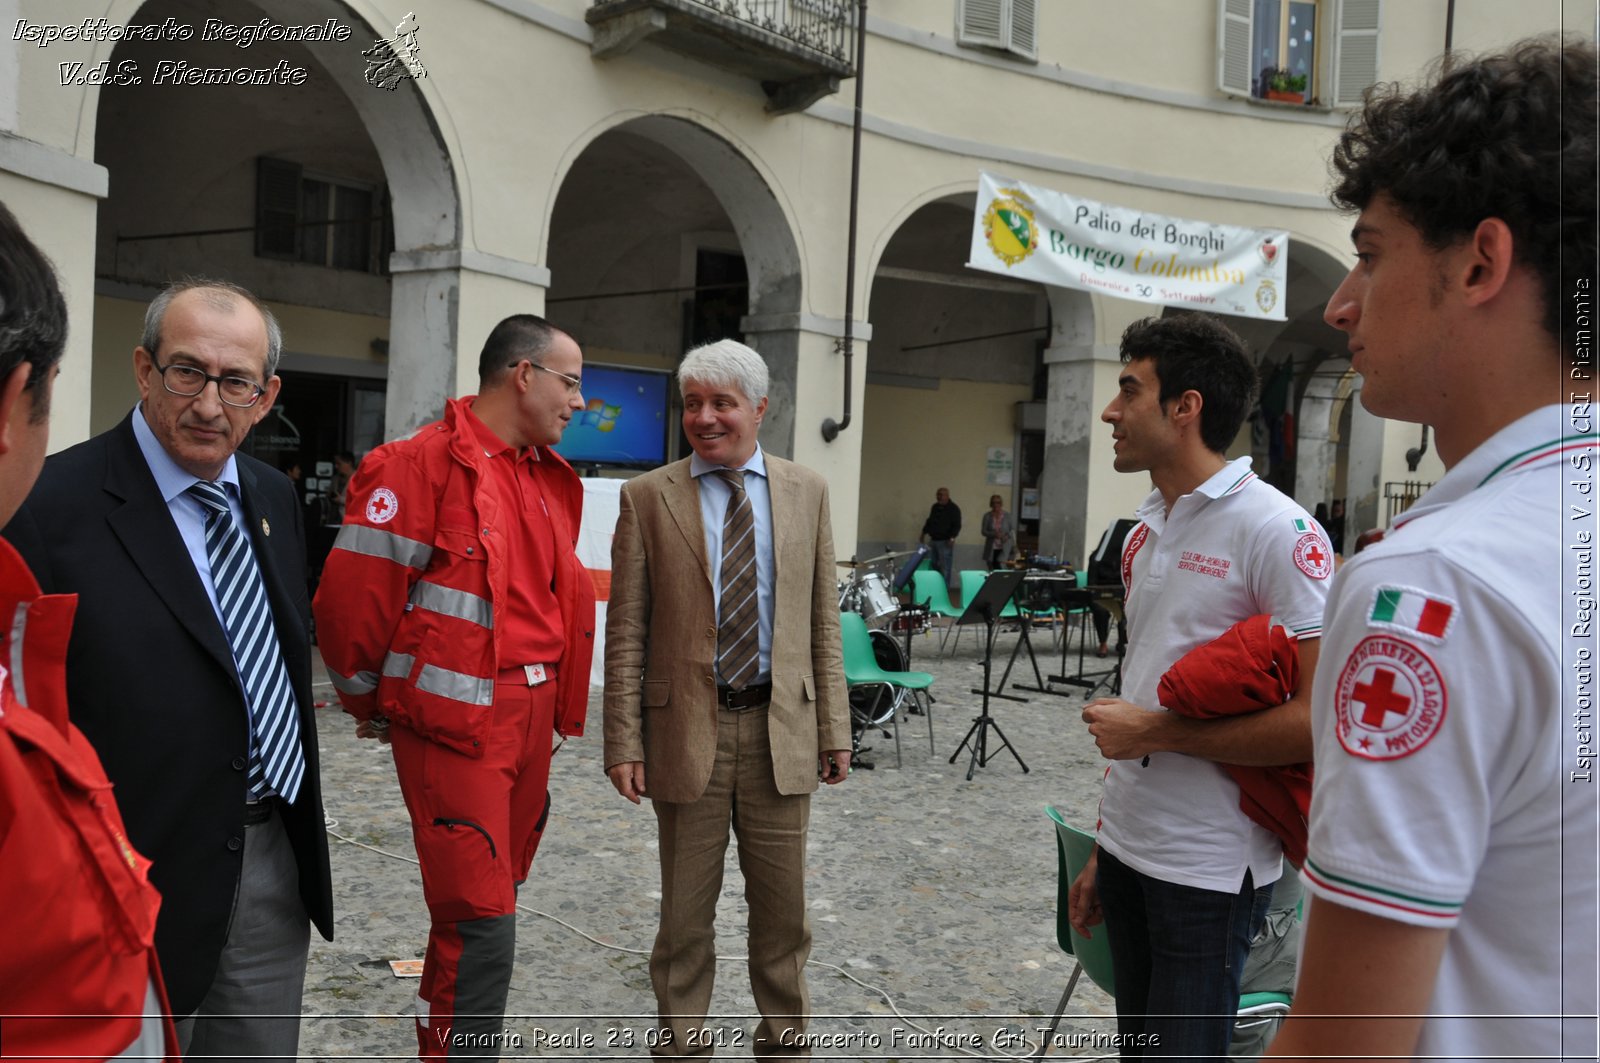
[577,477,624,690]
[967,172,1289,321]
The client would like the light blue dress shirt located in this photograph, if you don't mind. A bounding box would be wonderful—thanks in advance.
[130,403,252,634]
[691,444,776,684]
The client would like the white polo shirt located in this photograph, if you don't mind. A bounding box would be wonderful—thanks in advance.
[1305,405,1598,1059]
[1097,458,1331,893]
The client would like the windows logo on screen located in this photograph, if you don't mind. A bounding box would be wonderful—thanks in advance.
[580,398,622,432]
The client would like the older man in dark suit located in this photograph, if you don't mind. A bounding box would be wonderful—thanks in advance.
[604,339,850,1057]
[4,279,333,1060]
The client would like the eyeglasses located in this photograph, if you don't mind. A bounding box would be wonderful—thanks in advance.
[514,359,583,396]
[154,359,267,408]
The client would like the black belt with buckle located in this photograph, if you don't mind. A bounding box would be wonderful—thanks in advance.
[243,797,282,825]
[716,682,772,711]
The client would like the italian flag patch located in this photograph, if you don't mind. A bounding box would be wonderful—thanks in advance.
[1367,586,1456,642]
[1293,517,1311,533]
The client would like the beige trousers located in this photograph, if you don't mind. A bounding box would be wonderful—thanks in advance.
[649,706,813,1058]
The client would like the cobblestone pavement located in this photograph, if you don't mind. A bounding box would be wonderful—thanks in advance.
[299,621,1124,1061]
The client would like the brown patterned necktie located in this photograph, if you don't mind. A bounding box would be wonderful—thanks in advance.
[714,469,759,689]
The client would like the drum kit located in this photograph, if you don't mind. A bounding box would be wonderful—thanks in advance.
[837,550,931,760]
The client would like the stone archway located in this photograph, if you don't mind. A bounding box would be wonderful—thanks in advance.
[860,191,1052,565]
[544,113,805,453]
[88,0,461,437]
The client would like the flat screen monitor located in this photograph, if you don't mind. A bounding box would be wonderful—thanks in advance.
[553,362,671,469]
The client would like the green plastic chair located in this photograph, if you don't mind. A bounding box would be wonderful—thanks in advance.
[839,612,935,767]
[1034,806,1292,1060]
[911,569,967,657]
[1059,567,1091,650]
[1040,805,1116,1037]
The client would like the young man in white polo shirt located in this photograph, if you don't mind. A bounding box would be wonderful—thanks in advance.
[1267,38,1598,1062]
[1068,313,1330,1057]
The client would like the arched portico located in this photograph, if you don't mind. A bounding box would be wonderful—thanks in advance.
[545,112,807,455]
[79,0,462,443]
[860,191,1052,570]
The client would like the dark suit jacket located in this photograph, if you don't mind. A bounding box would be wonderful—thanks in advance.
[602,455,850,802]
[3,412,333,1013]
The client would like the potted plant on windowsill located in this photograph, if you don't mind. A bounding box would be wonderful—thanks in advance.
[1263,68,1309,103]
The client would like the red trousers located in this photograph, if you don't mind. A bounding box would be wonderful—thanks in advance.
[390,675,557,1059]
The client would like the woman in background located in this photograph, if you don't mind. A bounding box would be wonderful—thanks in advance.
[981,494,1015,571]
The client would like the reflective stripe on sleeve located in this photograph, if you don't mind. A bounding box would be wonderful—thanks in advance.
[328,667,379,696]
[333,523,434,569]
[416,663,495,707]
[409,580,494,629]
[374,652,492,707]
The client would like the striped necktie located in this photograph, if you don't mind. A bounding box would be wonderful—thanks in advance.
[187,480,305,803]
[714,469,759,690]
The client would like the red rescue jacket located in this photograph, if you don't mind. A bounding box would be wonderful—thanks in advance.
[1156,613,1313,868]
[315,398,596,756]
[0,536,177,1059]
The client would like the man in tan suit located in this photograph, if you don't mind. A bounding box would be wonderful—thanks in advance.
[604,339,851,1057]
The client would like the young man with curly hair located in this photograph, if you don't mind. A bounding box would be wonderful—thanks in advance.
[1269,37,1598,1061]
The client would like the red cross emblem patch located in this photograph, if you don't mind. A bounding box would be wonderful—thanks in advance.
[1334,634,1448,760]
[1293,532,1333,580]
[366,486,399,525]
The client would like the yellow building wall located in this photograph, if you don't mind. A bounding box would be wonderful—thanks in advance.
[858,378,1033,551]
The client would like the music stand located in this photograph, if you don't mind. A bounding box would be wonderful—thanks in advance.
[1009,572,1082,699]
[949,569,1030,780]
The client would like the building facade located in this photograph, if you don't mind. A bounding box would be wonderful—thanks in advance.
[2,0,1587,564]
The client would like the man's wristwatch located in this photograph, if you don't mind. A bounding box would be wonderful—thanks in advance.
[367,716,390,732]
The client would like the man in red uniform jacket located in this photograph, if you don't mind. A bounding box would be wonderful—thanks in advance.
[0,202,176,1058]
[315,314,596,1060]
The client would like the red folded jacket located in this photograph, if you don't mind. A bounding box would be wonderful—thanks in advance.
[1156,614,1312,868]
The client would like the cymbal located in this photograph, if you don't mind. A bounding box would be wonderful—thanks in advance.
[838,550,915,568]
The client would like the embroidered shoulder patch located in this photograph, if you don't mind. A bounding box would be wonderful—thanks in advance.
[366,487,399,524]
[1334,634,1448,760]
[1292,531,1333,579]
[1365,585,1457,643]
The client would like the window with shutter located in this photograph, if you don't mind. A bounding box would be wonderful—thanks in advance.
[1216,0,1378,107]
[255,157,301,260]
[255,156,390,273]
[1333,0,1380,106]
[1009,0,1037,60]
[957,0,1004,49]
[956,0,1036,61]
[1218,0,1253,97]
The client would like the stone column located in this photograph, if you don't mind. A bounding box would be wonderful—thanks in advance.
[742,311,870,555]
[384,249,554,440]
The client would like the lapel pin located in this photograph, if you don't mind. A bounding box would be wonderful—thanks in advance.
[261,516,271,536]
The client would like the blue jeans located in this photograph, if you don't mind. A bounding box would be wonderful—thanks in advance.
[1095,848,1273,1060]
[928,539,954,587]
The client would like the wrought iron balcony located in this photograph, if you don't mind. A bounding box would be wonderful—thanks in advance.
[587,0,856,115]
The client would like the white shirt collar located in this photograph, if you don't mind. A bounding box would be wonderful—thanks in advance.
[1134,455,1256,528]
[690,443,768,480]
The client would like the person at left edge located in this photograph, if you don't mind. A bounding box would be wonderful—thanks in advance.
[0,203,177,1059]
[315,314,596,1061]
[3,278,334,1060]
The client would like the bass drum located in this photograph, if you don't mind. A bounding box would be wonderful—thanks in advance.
[849,630,908,729]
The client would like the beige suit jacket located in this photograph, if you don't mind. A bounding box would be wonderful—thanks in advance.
[602,454,850,802]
